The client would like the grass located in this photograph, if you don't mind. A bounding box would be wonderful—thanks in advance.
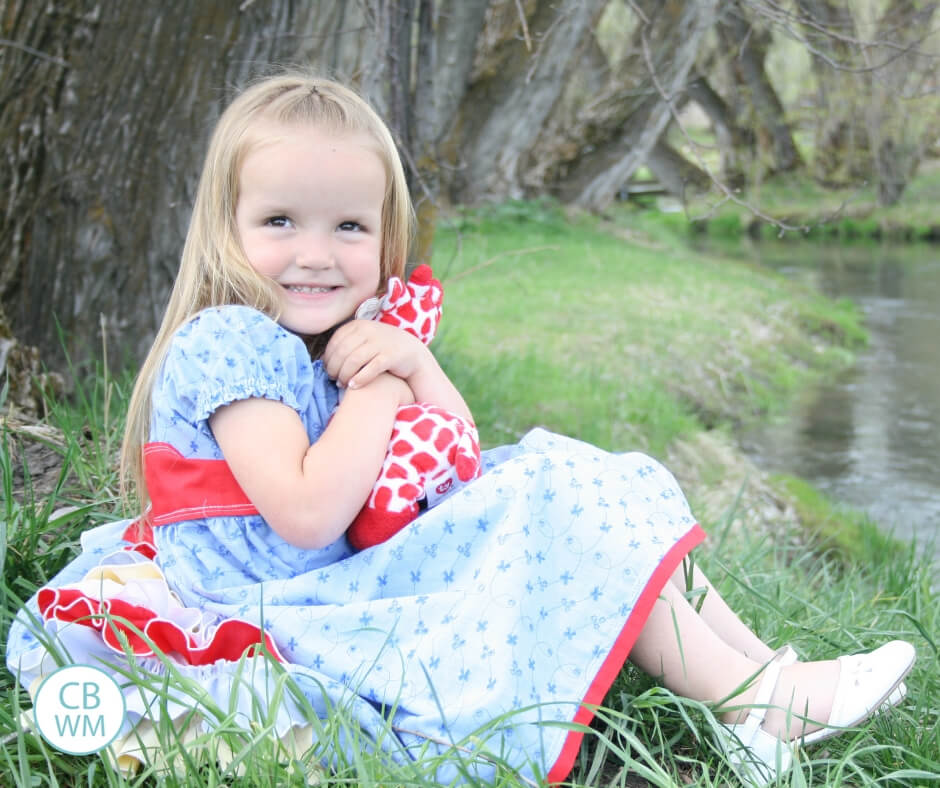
[2,204,938,785]
[659,158,940,242]
[770,474,899,561]
[434,199,866,453]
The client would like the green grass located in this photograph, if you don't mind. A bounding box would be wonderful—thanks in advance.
[2,205,937,785]
[434,200,866,452]
[632,114,940,242]
[768,474,910,564]
[661,158,940,242]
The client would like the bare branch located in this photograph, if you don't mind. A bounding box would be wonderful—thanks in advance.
[640,21,808,231]
[513,0,533,52]
[741,0,940,75]
[0,38,69,68]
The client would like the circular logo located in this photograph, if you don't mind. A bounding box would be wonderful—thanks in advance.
[33,665,126,754]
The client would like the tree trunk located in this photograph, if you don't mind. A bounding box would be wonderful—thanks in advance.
[793,0,864,180]
[1,0,78,354]
[686,72,752,186]
[0,1,368,369]
[792,0,938,202]
[412,0,490,262]
[717,2,803,174]
[644,138,711,199]
[552,0,720,211]
[452,0,610,204]
[354,0,489,264]
[867,0,938,205]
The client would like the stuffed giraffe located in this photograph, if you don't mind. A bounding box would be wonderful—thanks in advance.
[346,265,482,550]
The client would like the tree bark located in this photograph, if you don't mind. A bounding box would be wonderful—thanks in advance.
[0,1,356,368]
[1,0,77,348]
[717,2,803,174]
[453,0,610,204]
[412,0,489,262]
[421,0,491,149]
[551,0,719,211]
[793,0,864,179]
[686,72,752,186]
[644,138,711,199]
[867,0,938,205]
[791,0,938,201]
[357,0,489,264]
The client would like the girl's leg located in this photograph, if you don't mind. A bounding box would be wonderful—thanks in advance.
[670,561,776,663]
[630,580,839,739]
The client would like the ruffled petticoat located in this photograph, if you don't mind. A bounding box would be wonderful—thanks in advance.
[7,429,704,783]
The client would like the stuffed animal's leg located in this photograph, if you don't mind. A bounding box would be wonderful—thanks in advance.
[452,428,481,482]
[346,442,423,551]
[346,404,481,551]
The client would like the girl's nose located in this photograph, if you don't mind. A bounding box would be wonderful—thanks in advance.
[295,232,335,269]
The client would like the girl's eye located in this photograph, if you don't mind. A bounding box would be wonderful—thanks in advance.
[266,216,291,228]
[338,220,363,232]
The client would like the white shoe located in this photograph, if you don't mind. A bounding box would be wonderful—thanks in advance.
[717,640,915,785]
[798,639,915,745]
[717,652,794,786]
[776,643,906,713]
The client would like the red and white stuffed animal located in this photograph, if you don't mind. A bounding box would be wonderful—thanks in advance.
[346,265,481,550]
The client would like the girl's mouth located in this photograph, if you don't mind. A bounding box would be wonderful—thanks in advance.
[285,285,337,294]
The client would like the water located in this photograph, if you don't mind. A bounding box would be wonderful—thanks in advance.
[733,242,940,561]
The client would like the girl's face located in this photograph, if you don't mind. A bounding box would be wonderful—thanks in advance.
[235,122,385,337]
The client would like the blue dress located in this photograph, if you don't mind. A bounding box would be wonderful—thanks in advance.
[6,305,704,783]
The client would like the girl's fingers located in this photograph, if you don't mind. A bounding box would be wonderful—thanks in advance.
[347,356,387,389]
[324,320,421,385]
[337,346,389,388]
[324,329,369,381]
[332,349,365,387]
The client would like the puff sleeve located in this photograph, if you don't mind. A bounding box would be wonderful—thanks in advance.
[150,305,339,456]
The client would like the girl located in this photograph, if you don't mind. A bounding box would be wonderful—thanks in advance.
[6,72,915,785]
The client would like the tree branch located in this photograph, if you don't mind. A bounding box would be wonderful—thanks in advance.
[0,38,69,68]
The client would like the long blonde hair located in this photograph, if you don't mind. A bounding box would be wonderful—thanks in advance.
[120,71,414,513]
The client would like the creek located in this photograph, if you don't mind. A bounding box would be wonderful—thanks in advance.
[727,241,939,563]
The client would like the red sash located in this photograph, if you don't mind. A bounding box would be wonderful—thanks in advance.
[122,442,259,554]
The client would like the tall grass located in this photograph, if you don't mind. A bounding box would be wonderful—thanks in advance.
[1,206,937,785]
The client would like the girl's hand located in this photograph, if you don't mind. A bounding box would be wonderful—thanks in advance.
[324,318,474,424]
[323,319,429,390]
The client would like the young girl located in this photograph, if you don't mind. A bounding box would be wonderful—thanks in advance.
[6,72,915,785]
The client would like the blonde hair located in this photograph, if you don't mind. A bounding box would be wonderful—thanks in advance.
[120,70,414,513]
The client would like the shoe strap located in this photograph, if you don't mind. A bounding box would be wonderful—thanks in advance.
[739,656,783,745]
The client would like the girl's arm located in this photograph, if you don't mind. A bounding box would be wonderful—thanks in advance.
[322,320,472,422]
[209,372,413,550]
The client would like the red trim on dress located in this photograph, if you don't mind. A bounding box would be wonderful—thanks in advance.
[121,519,157,558]
[546,523,706,784]
[41,442,275,666]
[37,586,283,665]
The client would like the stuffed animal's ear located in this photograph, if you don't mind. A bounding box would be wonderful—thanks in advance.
[376,265,443,345]
[408,264,432,285]
[386,276,407,303]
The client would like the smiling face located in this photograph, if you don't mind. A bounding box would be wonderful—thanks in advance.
[235,122,386,337]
